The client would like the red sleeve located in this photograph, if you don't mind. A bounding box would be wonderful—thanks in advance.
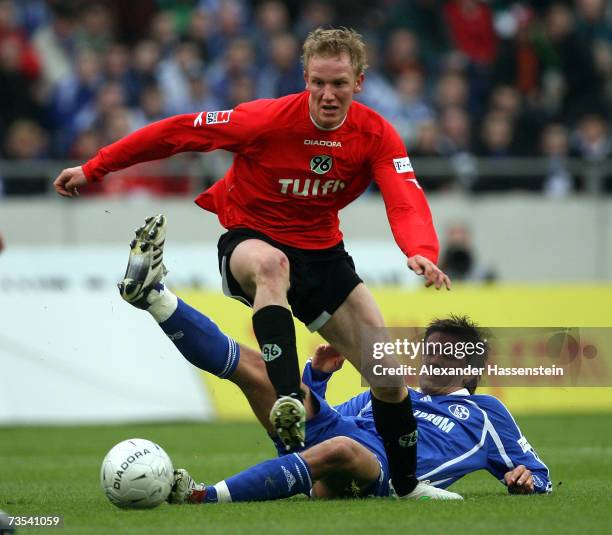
[372,121,439,263]
[82,103,263,182]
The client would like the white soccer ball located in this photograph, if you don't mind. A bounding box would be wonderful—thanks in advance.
[100,438,174,509]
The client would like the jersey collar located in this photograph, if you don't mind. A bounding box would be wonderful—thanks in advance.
[309,112,348,131]
[447,388,470,396]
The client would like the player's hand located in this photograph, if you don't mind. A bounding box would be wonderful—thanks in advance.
[54,166,88,197]
[312,344,345,373]
[407,255,451,290]
[504,465,534,494]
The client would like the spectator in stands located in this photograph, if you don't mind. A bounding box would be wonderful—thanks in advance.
[571,114,611,162]
[159,40,204,114]
[186,8,212,63]
[385,0,449,71]
[256,32,303,98]
[383,29,422,81]
[493,4,541,101]
[205,37,257,107]
[540,123,573,196]
[31,3,77,94]
[409,121,455,191]
[434,71,469,113]
[294,0,335,40]
[438,106,472,157]
[70,81,129,150]
[76,3,114,53]
[488,84,543,155]
[149,10,179,59]
[438,106,478,189]
[127,40,161,105]
[0,28,42,143]
[355,40,400,119]
[443,0,497,115]
[103,43,133,99]
[1,119,49,195]
[575,0,612,44]
[48,49,102,154]
[541,2,605,121]
[253,0,291,65]
[392,70,434,144]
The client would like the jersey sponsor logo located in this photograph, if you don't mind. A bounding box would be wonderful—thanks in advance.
[531,474,544,488]
[413,409,455,433]
[448,404,470,420]
[194,110,233,127]
[278,178,345,196]
[517,436,533,453]
[310,155,333,174]
[262,344,282,362]
[304,139,342,147]
[393,156,413,174]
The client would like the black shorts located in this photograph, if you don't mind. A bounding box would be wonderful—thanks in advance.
[217,228,363,331]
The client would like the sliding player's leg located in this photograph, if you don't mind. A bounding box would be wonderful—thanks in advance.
[117,214,286,433]
[168,436,382,504]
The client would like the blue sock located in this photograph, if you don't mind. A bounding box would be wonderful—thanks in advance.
[199,454,312,503]
[159,298,239,379]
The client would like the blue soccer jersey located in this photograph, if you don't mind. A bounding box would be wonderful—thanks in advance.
[302,361,552,494]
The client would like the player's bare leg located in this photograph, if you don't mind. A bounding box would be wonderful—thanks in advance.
[303,436,382,498]
[318,283,421,497]
[230,239,305,450]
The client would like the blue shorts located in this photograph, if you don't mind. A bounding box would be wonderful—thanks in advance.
[271,389,391,498]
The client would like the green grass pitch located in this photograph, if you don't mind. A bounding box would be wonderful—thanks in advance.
[1,414,610,534]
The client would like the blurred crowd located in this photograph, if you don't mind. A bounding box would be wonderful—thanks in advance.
[0,0,611,196]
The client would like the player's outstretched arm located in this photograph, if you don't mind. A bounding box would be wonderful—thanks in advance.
[54,166,88,197]
[407,255,451,290]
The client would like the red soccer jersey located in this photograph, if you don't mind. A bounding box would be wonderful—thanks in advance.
[83,91,439,261]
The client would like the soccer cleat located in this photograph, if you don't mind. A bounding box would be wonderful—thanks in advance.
[167,469,206,504]
[270,395,306,451]
[397,480,463,501]
[118,214,168,309]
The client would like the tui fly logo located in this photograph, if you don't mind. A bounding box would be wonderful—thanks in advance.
[278,178,345,196]
[193,110,233,126]
[310,155,333,175]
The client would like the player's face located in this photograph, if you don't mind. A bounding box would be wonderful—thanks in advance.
[304,53,364,129]
[419,332,471,395]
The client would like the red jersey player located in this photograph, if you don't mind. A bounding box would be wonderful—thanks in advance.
[54,28,453,500]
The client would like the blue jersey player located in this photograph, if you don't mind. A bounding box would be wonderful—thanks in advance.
[114,218,550,502]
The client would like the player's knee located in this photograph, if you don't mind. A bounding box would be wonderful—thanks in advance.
[253,249,290,286]
[321,437,360,471]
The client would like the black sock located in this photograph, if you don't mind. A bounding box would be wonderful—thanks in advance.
[252,305,302,399]
[370,394,418,496]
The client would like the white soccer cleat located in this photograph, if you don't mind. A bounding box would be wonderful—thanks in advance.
[399,481,463,501]
[118,214,168,309]
[270,396,306,451]
[167,469,206,504]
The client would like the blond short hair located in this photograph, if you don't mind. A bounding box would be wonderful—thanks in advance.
[302,27,368,76]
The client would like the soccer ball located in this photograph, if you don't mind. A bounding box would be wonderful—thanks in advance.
[0,509,16,534]
[100,438,174,509]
